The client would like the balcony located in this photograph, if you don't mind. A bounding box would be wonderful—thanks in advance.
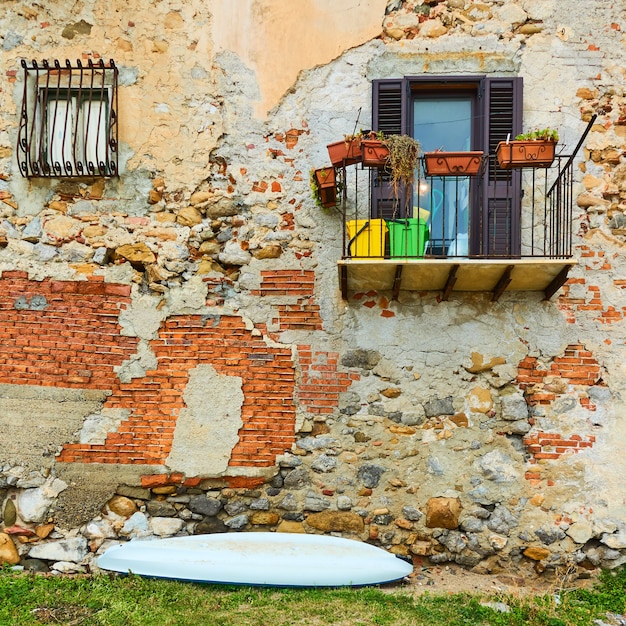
[335,122,594,302]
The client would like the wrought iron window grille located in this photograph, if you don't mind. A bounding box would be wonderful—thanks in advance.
[17,59,119,178]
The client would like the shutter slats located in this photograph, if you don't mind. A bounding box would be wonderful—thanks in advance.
[487,198,513,256]
[372,80,406,218]
[488,82,515,151]
[375,84,402,135]
[483,77,522,256]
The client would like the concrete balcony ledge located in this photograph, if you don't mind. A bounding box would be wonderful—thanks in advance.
[338,257,576,302]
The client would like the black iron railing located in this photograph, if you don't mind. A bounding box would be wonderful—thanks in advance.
[16,59,118,178]
[339,117,595,261]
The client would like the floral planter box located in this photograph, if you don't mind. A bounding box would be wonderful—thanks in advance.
[424,151,484,176]
[327,140,362,167]
[313,167,338,208]
[496,140,556,169]
[361,140,390,168]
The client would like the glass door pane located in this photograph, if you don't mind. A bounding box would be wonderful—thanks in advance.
[413,96,472,256]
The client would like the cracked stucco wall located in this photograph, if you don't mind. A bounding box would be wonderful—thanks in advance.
[1,0,626,575]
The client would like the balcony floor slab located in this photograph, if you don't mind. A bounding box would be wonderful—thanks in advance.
[337,258,576,301]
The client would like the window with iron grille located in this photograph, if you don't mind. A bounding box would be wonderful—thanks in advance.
[372,76,522,256]
[17,59,118,178]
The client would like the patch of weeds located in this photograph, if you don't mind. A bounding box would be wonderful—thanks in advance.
[567,566,626,615]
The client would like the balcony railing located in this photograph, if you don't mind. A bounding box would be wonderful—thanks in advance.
[335,117,595,300]
[340,153,580,261]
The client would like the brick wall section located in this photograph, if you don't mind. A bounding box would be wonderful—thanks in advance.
[558,258,626,324]
[59,315,297,467]
[252,269,315,297]
[523,432,596,464]
[1,272,348,471]
[517,344,602,407]
[275,300,323,331]
[0,271,137,389]
[517,344,602,476]
[252,269,323,331]
[296,346,357,415]
[140,472,266,490]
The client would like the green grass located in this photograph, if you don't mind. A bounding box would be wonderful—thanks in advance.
[0,566,624,626]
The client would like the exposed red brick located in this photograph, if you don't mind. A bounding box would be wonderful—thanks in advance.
[296,347,356,417]
[141,474,173,488]
[1,270,29,279]
[1,276,298,470]
[225,476,266,488]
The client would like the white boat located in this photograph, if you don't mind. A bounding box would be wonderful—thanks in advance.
[96,532,413,587]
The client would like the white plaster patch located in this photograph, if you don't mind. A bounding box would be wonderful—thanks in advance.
[118,293,168,339]
[116,339,158,383]
[78,409,130,445]
[166,364,243,476]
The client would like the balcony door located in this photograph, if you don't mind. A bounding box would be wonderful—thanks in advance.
[372,76,523,257]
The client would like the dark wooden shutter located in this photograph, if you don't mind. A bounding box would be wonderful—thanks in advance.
[479,77,523,256]
[371,79,407,219]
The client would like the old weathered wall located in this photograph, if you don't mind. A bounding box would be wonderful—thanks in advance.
[1,0,626,577]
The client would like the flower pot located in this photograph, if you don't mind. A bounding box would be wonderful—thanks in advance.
[496,140,556,169]
[424,151,484,176]
[318,187,337,208]
[314,167,336,188]
[361,139,390,168]
[327,139,362,167]
[313,167,338,208]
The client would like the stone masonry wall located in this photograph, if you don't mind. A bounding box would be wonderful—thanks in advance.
[1,0,626,580]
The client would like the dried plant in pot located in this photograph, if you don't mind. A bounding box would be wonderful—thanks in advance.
[383,134,421,198]
[496,128,559,169]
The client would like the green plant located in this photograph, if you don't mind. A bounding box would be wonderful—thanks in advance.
[515,128,559,141]
[383,134,421,197]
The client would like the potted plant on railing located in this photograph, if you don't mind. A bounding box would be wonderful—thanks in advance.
[310,166,340,209]
[424,148,485,176]
[327,133,364,167]
[496,128,559,169]
[361,131,389,168]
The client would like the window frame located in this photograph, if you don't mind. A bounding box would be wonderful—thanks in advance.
[17,59,119,179]
[372,75,523,257]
